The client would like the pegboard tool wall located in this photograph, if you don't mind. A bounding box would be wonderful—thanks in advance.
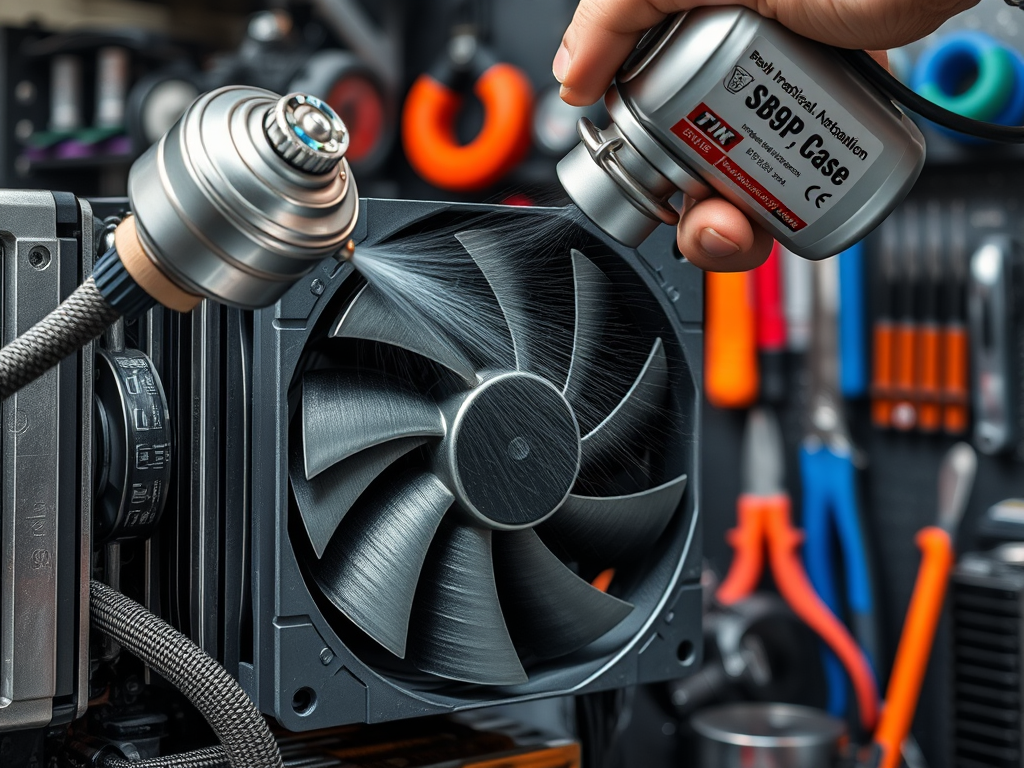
[702,63,1024,768]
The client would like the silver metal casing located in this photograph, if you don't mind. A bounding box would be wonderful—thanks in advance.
[128,86,359,309]
[0,191,93,731]
[558,7,926,258]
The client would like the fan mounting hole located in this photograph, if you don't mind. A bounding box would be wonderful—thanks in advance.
[677,640,696,666]
[292,687,317,716]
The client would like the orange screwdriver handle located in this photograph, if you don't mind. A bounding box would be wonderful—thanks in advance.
[874,526,954,768]
[872,321,895,427]
[716,495,769,605]
[918,325,942,432]
[943,325,969,435]
[892,322,918,430]
[764,502,880,731]
[705,271,759,409]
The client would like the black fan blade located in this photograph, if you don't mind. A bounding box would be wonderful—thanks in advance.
[290,437,427,558]
[563,249,609,408]
[494,529,633,658]
[580,338,667,472]
[302,370,445,479]
[543,474,688,564]
[454,229,535,372]
[331,284,479,385]
[407,524,527,685]
[313,472,454,657]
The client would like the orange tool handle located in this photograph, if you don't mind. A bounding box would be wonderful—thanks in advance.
[918,324,942,432]
[892,322,917,430]
[402,63,534,192]
[764,500,880,731]
[716,495,768,605]
[705,271,759,409]
[942,325,969,435]
[874,527,954,768]
[872,321,895,428]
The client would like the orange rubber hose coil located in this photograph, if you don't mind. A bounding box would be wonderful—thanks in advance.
[403,63,534,192]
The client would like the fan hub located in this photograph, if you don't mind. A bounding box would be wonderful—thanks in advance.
[443,372,580,530]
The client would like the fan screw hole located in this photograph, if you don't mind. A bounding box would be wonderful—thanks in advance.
[310,278,325,296]
[677,640,696,666]
[29,245,50,270]
[319,647,334,665]
[507,436,531,461]
[292,687,317,716]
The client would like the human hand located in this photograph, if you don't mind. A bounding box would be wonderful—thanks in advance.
[553,0,978,270]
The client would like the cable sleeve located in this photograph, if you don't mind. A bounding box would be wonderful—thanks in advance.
[90,581,283,768]
[104,746,229,768]
[0,277,119,400]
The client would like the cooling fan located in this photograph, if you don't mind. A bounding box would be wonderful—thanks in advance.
[288,223,689,686]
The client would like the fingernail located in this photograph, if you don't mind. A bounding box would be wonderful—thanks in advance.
[699,228,740,258]
[553,42,570,83]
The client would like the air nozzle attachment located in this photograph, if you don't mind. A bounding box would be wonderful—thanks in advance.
[126,86,359,310]
[265,93,350,174]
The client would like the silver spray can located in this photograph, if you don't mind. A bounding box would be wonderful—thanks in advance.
[557,7,926,258]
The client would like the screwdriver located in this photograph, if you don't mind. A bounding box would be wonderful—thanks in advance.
[943,200,969,435]
[871,443,976,768]
[753,243,787,404]
[871,219,898,428]
[891,203,919,431]
[706,270,758,409]
[917,201,944,433]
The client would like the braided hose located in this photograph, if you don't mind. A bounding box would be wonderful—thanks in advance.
[90,581,283,768]
[104,746,229,768]
[0,277,119,400]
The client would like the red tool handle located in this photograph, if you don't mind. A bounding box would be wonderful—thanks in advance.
[764,499,880,731]
[716,496,766,605]
[754,243,787,352]
[705,271,759,409]
[873,526,954,768]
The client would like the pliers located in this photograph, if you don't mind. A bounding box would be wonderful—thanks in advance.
[717,407,879,731]
[802,257,879,717]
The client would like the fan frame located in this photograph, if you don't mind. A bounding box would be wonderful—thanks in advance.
[245,199,705,730]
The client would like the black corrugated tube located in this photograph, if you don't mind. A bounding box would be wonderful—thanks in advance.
[89,581,283,768]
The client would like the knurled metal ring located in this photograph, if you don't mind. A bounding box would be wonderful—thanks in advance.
[578,117,679,226]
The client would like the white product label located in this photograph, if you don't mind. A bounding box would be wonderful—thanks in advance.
[670,36,881,231]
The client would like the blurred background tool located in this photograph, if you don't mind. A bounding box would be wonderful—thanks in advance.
[705,271,758,409]
[717,407,879,731]
[943,200,970,435]
[916,201,945,433]
[802,257,878,721]
[692,703,846,768]
[892,203,921,431]
[968,235,1024,455]
[871,220,898,428]
[782,245,813,354]
[666,595,819,719]
[754,243,787,405]
[839,241,869,399]
[402,0,533,192]
[870,443,976,768]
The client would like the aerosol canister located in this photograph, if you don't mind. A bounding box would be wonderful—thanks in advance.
[558,7,926,258]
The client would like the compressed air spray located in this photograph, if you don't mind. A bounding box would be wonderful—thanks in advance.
[558,7,926,258]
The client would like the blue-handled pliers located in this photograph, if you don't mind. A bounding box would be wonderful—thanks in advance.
[801,257,879,719]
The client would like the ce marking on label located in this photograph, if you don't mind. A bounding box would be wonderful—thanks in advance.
[804,185,833,209]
